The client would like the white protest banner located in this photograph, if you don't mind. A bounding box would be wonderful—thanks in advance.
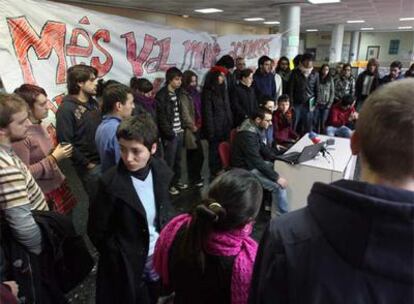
[0,0,281,130]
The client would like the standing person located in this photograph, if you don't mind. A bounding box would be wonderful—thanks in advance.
[180,70,204,188]
[334,63,356,102]
[56,64,102,199]
[130,77,157,119]
[215,55,236,93]
[271,59,283,101]
[249,79,414,304]
[231,109,289,217]
[380,60,404,84]
[231,68,258,127]
[95,83,135,173]
[275,56,291,95]
[288,53,319,135]
[253,55,276,101]
[202,70,233,178]
[355,58,380,110]
[88,114,174,304]
[156,67,188,195]
[154,169,263,304]
[11,84,77,214]
[332,62,344,81]
[0,93,60,303]
[314,64,335,133]
[272,94,299,148]
[233,57,246,82]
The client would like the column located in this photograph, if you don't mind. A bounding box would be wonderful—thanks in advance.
[280,5,301,60]
[349,31,360,63]
[329,24,345,63]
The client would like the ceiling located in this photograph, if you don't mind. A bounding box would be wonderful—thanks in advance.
[55,0,414,32]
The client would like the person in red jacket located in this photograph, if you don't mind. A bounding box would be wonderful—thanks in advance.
[272,94,299,147]
[326,94,358,138]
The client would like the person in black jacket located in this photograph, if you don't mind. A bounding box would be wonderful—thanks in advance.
[287,53,319,135]
[231,68,258,127]
[88,114,174,304]
[155,67,187,195]
[249,79,414,304]
[355,58,380,110]
[231,108,289,217]
[201,70,233,177]
[56,64,102,199]
[154,169,263,304]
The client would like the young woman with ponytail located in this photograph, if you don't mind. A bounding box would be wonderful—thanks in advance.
[154,168,263,304]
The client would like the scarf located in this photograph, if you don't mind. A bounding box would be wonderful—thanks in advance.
[186,86,202,127]
[153,214,257,304]
[128,157,152,181]
[134,94,156,114]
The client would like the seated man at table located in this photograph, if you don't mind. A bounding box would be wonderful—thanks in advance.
[231,108,289,216]
[249,79,414,304]
[326,94,358,138]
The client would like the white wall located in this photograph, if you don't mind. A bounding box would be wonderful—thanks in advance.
[304,32,351,65]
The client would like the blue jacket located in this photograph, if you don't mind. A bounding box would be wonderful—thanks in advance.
[253,71,276,101]
[95,116,122,173]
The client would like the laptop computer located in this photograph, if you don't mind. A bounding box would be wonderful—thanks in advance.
[275,143,324,165]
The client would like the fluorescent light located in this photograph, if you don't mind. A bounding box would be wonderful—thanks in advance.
[306,29,319,32]
[244,18,265,21]
[399,17,414,21]
[194,8,223,14]
[308,0,341,4]
[398,26,413,29]
[264,21,280,25]
[361,27,374,30]
[347,20,365,23]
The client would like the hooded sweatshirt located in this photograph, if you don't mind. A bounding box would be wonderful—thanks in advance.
[250,179,414,304]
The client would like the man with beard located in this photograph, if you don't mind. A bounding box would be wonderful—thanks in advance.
[56,64,102,199]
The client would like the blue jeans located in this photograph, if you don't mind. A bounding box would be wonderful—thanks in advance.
[326,125,352,138]
[250,167,289,217]
[294,104,313,135]
[313,106,330,133]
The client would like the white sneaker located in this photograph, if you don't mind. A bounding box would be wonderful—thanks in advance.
[176,183,188,190]
[169,186,179,195]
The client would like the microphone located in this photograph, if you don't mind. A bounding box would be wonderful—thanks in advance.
[308,132,321,144]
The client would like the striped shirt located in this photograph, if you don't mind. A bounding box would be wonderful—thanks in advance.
[0,145,48,211]
[170,92,183,133]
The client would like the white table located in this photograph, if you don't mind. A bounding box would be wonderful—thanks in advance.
[274,133,357,211]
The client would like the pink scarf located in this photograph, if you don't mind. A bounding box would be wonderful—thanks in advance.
[153,214,257,304]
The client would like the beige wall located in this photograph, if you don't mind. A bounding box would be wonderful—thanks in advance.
[304,31,414,67]
[358,31,414,66]
[60,2,270,35]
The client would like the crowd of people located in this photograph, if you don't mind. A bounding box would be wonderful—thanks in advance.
[0,52,413,304]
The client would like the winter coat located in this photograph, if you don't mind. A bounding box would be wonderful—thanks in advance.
[231,119,279,181]
[201,87,233,142]
[249,180,414,304]
[253,70,276,101]
[288,69,319,106]
[88,158,174,304]
[155,86,183,141]
[231,83,258,127]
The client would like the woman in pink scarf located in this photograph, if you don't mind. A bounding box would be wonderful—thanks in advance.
[154,169,263,304]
